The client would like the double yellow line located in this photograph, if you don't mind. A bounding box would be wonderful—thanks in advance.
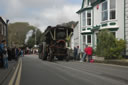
[8,58,22,85]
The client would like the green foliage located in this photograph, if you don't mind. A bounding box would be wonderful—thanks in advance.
[26,29,42,48]
[109,39,126,59]
[96,30,115,58]
[8,22,35,47]
[96,30,125,59]
[27,36,35,48]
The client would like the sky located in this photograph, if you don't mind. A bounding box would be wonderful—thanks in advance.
[0,0,82,32]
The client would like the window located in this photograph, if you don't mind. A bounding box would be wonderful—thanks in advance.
[87,35,91,43]
[83,35,86,43]
[111,32,116,38]
[110,0,116,19]
[4,26,6,36]
[102,1,108,21]
[82,12,86,26]
[87,10,91,25]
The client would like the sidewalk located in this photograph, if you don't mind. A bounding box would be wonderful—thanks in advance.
[93,56,128,66]
[0,60,17,85]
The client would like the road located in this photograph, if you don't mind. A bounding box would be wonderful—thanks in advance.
[20,55,128,85]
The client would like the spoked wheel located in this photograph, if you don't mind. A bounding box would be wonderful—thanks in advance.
[42,52,47,60]
[48,54,54,61]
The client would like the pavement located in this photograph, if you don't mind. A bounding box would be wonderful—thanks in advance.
[0,60,17,85]
[93,56,128,66]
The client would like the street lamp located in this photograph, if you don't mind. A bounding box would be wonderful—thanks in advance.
[34,28,37,47]
[6,19,9,47]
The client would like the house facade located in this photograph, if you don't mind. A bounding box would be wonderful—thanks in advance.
[0,17,7,41]
[125,0,128,55]
[77,0,125,51]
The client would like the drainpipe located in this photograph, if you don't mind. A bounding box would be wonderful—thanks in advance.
[6,19,9,47]
[124,0,126,55]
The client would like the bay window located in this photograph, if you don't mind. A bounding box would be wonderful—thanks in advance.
[102,1,108,21]
[110,0,116,19]
[102,0,116,21]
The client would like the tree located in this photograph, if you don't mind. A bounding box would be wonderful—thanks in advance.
[96,30,116,58]
[8,22,36,47]
[96,29,126,59]
[26,29,42,48]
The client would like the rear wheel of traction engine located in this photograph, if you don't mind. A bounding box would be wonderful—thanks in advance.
[48,53,54,61]
[48,49,54,61]
[58,57,64,61]
[42,53,47,60]
[42,51,47,60]
[66,55,70,61]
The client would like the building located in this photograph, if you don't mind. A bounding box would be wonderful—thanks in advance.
[125,0,128,55]
[0,16,7,42]
[73,22,80,49]
[77,0,125,51]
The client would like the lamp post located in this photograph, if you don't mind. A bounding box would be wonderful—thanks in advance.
[6,19,9,47]
[34,28,37,47]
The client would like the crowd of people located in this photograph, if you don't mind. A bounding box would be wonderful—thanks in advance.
[74,45,93,63]
[0,40,24,68]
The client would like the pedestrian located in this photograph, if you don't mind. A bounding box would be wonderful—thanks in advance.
[7,47,12,61]
[76,46,80,60]
[74,47,77,60]
[0,40,8,68]
[80,45,88,62]
[15,48,19,61]
[3,47,8,68]
[86,45,93,62]
[21,49,24,57]
[0,42,4,67]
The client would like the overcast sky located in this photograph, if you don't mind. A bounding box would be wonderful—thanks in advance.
[0,0,82,32]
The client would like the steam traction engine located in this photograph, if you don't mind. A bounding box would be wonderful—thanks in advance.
[39,25,73,61]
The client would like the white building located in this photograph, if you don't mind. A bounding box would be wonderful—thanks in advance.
[77,0,125,51]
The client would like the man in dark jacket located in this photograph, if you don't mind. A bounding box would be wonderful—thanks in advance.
[0,40,6,67]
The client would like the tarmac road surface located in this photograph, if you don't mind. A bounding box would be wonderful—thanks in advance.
[20,55,128,85]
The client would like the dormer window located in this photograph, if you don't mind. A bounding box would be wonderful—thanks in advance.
[84,0,88,8]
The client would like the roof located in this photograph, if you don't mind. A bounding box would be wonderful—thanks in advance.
[76,0,105,14]
[0,16,6,25]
